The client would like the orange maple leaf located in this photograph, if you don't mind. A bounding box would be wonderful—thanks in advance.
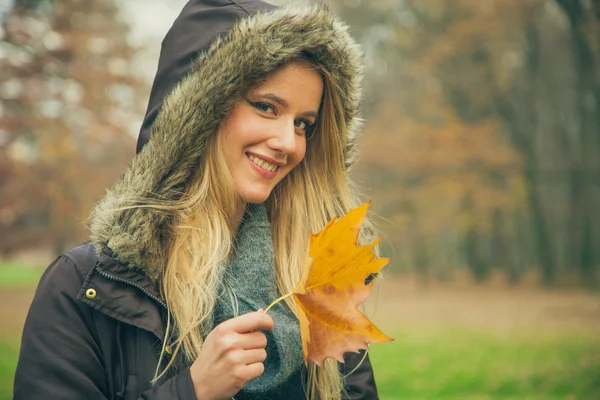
[271,201,393,367]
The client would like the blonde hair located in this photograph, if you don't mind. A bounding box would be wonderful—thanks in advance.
[156,58,368,400]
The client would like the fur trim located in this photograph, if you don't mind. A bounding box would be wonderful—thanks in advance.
[89,4,364,279]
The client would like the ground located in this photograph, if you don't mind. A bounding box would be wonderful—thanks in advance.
[1,274,599,399]
[366,275,600,332]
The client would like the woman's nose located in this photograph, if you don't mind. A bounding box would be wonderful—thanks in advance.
[269,119,298,154]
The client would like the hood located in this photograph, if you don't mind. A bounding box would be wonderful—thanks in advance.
[89,1,364,280]
[137,0,276,153]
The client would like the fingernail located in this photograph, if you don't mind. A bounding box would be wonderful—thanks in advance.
[257,308,264,312]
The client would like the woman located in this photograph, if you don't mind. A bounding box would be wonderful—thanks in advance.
[14,1,380,399]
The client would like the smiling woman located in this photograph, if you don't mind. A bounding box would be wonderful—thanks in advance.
[14,1,379,400]
[221,60,323,206]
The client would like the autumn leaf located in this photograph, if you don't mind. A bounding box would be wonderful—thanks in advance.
[267,201,393,367]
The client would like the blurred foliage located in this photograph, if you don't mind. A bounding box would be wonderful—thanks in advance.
[0,0,141,254]
[329,0,600,287]
[1,0,599,286]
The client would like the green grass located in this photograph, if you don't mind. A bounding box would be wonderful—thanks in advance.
[0,340,19,400]
[2,328,598,399]
[369,328,600,400]
[0,261,43,288]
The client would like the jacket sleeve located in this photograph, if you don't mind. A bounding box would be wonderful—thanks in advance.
[13,255,197,400]
[342,350,379,400]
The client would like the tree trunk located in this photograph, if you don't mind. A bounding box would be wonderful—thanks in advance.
[555,0,600,286]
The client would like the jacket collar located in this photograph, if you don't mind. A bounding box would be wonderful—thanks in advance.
[78,250,166,340]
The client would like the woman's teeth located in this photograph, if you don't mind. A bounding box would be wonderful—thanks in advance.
[249,155,278,172]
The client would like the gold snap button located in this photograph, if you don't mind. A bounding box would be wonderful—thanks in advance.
[85,288,97,299]
[165,345,173,355]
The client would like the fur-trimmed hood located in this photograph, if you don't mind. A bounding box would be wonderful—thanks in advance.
[89,1,364,280]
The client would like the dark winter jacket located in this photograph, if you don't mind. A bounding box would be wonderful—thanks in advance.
[14,244,378,399]
[15,1,377,399]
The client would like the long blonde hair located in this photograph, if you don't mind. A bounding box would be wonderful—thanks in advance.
[156,57,365,400]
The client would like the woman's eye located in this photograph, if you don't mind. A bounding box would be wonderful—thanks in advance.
[295,119,307,131]
[250,101,275,114]
[295,119,313,134]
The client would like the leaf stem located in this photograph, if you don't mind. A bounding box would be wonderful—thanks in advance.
[343,347,370,378]
[264,292,294,314]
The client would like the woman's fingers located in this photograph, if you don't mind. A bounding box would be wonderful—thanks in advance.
[238,331,268,349]
[189,312,272,400]
[240,348,268,364]
[244,362,265,380]
[218,310,274,334]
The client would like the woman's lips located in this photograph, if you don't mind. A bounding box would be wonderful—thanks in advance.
[247,154,278,178]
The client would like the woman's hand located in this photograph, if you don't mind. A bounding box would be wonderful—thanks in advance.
[189,310,274,400]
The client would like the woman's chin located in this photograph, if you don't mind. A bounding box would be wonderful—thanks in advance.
[237,189,271,204]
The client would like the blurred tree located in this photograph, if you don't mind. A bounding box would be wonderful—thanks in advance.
[0,0,142,255]
[338,1,523,282]
[332,0,599,286]
[552,0,600,287]
[423,0,600,285]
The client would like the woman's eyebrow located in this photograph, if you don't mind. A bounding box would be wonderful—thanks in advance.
[257,93,319,118]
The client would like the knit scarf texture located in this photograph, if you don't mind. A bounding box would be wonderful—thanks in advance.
[212,203,306,399]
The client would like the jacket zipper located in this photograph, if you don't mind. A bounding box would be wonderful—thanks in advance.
[96,268,168,309]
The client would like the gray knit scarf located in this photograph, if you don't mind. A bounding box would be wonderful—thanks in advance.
[212,203,304,398]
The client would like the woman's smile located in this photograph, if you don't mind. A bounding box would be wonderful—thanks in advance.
[247,153,280,178]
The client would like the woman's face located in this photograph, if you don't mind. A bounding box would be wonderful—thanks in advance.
[220,60,324,203]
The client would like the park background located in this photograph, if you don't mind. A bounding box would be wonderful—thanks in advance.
[0,0,599,398]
